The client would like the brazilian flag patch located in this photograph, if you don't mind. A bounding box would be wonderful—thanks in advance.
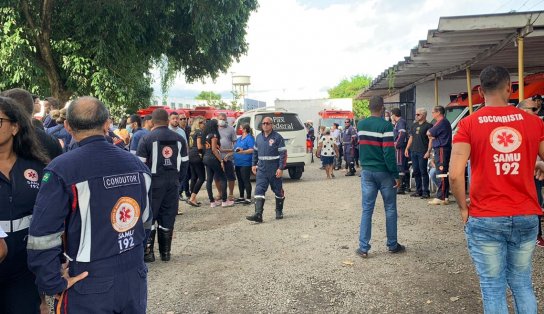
[42,172,51,183]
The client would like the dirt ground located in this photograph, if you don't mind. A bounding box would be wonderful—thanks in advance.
[147,162,544,314]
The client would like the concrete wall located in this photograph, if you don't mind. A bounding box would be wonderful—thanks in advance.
[415,78,479,113]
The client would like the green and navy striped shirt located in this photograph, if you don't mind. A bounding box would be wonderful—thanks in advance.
[357,116,398,178]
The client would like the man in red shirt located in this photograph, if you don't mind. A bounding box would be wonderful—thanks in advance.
[450,65,544,313]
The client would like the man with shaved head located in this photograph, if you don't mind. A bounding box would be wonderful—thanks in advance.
[137,108,188,262]
[246,116,287,223]
[27,96,152,313]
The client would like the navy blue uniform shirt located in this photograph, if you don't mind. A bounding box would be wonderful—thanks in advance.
[136,126,188,179]
[27,136,152,295]
[252,130,287,171]
[0,158,44,282]
[428,118,452,148]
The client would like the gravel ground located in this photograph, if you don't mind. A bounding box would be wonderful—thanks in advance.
[147,162,544,314]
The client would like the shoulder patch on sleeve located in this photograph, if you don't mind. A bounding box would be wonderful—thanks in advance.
[42,172,51,183]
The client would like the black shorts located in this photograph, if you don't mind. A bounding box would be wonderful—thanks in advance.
[215,160,236,181]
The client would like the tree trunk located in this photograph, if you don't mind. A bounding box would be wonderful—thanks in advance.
[21,0,72,103]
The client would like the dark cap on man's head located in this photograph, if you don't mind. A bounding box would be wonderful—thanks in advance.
[532,94,542,101]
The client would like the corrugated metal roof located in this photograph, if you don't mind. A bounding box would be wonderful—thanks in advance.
[358,11,544,99]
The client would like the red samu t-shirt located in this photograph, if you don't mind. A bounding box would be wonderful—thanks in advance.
[453,105,544,217]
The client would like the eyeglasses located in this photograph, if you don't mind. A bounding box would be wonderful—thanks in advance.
[180,118,187,120]
[344,121,350,124]
[415,113,422,116]
[525,107,539,112]
[0,117,11,127]
[262,122,272,125]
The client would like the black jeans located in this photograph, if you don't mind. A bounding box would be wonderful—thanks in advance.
[235,165,252,199]
[204,157,227,202]
[189,160,206,196]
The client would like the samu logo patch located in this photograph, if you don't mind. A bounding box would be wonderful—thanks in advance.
[111,197,141,233]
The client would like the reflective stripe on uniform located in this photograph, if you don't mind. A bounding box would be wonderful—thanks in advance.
[75,181,92,262]
[142,173,152,225]
[278,147,287,152]
[177,142,182,171]
[27,230,63,250]
[0,215,32,233]
[258,156,279,160]
[151,141,158,174]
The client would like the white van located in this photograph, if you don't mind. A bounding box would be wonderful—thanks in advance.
[234,107,311,179]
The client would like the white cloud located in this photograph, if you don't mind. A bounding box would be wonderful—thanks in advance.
[156,0,544,105]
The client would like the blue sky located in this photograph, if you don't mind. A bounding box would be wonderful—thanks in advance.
[155,0,544,104]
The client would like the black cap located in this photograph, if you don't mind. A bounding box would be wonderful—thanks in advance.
[532,94,542,101]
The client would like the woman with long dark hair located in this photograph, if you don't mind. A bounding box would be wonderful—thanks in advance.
[203,120,233,207]
[187,117,206,207]
[0,96,49,313]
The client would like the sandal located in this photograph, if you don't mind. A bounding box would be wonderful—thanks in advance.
[187,200,201,207]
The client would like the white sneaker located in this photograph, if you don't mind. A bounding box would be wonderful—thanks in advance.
[428,198,449,205]
[222,200,234,207]
[211,201,220,208]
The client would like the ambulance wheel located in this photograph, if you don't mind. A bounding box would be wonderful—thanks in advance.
[288,167,303,180]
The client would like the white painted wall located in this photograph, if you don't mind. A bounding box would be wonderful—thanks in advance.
[415,78,479,113]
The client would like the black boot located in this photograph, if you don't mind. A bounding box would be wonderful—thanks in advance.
[158,228,173,262]
[404,172,411,192]
[246,198,264,223]
[275,197,285,219]
[144,229,156,263]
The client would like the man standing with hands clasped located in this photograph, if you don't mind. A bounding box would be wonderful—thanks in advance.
[450,65,544,313]
[246,117,287,223]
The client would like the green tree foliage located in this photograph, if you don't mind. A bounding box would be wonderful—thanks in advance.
[0,0,257,117]
[328,75,373,119]
[195,90,222,108]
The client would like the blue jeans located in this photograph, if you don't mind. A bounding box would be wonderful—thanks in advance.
[358,170,399,252]
[410,151,429,195]
[465,215,539,314]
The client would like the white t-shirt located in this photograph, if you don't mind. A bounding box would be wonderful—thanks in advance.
[331,129,341,144]
[319,135,336,157]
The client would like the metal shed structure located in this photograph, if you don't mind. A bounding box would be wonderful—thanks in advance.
[358,11,544,102]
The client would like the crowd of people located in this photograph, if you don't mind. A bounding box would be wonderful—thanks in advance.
[354,65,544,314]
[2,65,544,313]
[0,87,287,313]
